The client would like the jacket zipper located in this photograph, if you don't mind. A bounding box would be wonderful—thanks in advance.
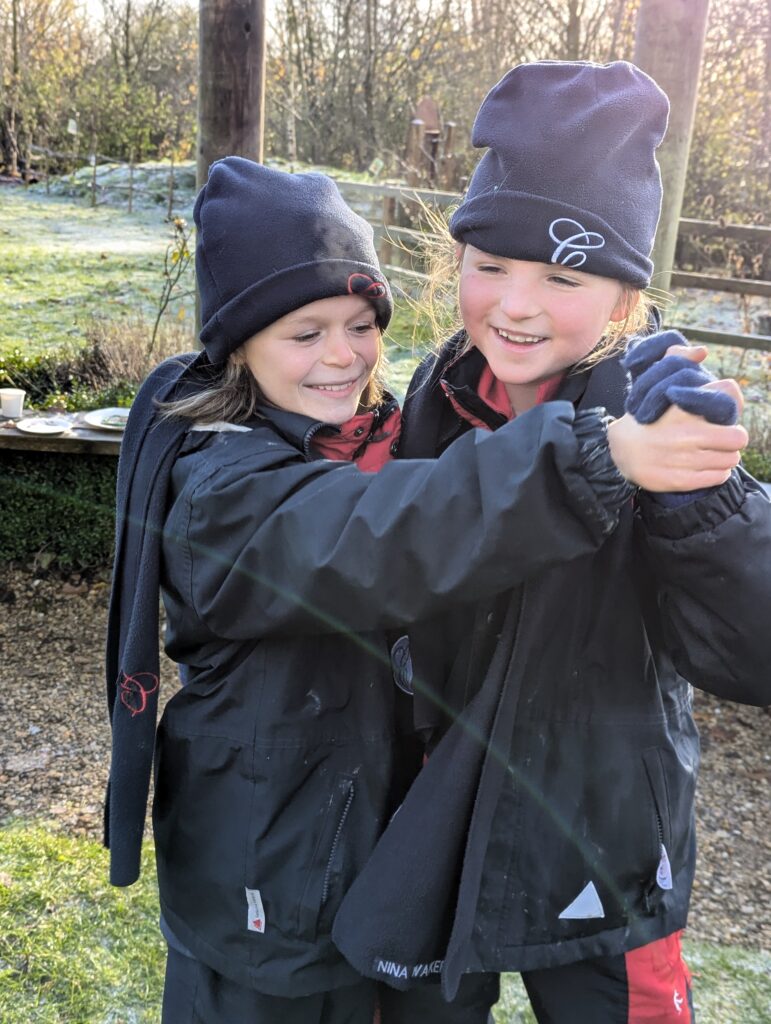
[302,421,327,458]
[654,808,664,847]
[321,782,355,906]
[643,781,667,913]
[302,397,399,460]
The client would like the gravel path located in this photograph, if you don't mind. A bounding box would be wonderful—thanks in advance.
[0,567,769,952]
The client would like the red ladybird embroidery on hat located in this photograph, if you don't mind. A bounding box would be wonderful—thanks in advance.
[347,272,387,298]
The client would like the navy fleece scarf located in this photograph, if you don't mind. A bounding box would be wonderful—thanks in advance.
[104,351,202,886]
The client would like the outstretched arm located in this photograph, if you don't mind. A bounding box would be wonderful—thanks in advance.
[609,332,769,704]
[167,405,628,640]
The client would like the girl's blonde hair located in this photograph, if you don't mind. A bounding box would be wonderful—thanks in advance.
[414,205,655,372]
[159,325,386,424]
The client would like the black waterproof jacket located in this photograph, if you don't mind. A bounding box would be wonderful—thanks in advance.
[153,386,640,997]
[332,336,771,1000]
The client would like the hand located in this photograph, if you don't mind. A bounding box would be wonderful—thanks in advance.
[622,330,739,426]
[607,404,748,492]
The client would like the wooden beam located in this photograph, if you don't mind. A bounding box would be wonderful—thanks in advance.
[634,0,711,293]
[197,0,266,189]
[336,180,461,207]
[664,325,771,353]
[669,272,771,298]
[678,218,771,242]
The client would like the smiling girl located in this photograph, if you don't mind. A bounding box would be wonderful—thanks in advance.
[332,61,771,1024]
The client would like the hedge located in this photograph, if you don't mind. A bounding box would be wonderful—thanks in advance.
[0,451,116,569]
[0,345,135,413]
[742,448,771,484]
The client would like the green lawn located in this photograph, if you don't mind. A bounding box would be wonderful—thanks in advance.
[0,188,182,355]
[1,825,768,1023]
[0,185,426,396]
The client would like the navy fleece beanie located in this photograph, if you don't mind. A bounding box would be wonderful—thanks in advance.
[195,157,393,361]
[450,61,670,287]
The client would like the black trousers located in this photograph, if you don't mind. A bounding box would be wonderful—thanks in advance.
[161,946,499,1024]
[162,932,692,1023]
[522,932,695,1024]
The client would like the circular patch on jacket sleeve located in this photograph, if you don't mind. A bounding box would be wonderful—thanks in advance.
[390,636,414,696]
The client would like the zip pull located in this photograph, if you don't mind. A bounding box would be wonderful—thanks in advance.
[656,843,673,891]
[643,843,673,913]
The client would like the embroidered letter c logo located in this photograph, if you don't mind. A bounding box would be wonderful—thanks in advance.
[549,218,606,269]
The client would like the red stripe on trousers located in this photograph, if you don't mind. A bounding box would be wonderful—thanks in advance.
[626,931,693,1023]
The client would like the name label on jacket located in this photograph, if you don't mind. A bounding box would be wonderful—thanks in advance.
[374,957,444,980]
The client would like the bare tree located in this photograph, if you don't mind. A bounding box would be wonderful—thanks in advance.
[266,0,639,173]
[0,0,88,173]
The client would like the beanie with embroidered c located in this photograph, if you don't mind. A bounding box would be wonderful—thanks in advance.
[195,157,393,362]
[449,60,670,288]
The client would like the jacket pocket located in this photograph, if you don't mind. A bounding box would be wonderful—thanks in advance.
[495,727,688,947]
[642,747,675,913]
[642,747,672,851]
[296,772,356,941]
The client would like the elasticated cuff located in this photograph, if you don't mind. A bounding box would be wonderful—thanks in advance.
[573,409,638,529]
[637,469,747,539]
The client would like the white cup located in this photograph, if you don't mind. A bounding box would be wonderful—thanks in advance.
[0,388,26,418]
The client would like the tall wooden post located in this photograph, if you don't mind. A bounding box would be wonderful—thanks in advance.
[197,0,266,190]
[634,0,711,292]
[196,0,266,340]
[8,0,20,177]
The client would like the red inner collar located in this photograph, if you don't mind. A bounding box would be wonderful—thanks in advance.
[477,362,564,422]
[311,407,400,471]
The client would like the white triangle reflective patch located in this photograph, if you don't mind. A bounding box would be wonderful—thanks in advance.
[558,881,605,920]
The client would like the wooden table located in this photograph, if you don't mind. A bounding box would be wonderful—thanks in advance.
[0,411,122,456]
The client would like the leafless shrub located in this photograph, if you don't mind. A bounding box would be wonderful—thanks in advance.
[82,314,196,388]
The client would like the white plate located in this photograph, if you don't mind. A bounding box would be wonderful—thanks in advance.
[15,416,72,436]
[82,407,130,431]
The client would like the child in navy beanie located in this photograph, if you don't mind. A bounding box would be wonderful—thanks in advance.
[448,60,733,434]
[331,61,770,1023]
[450,59,667,288]
[195,157,392,362]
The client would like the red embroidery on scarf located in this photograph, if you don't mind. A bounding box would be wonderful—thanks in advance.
[119,672,160,716]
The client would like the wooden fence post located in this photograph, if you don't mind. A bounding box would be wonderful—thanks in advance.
[634,0,710,292]
[381,195,396,267]
[405,119,424,188]
[90,137,98,208]
[424,129,441,187]
[128,151,134,214]
[440,121,457,191]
